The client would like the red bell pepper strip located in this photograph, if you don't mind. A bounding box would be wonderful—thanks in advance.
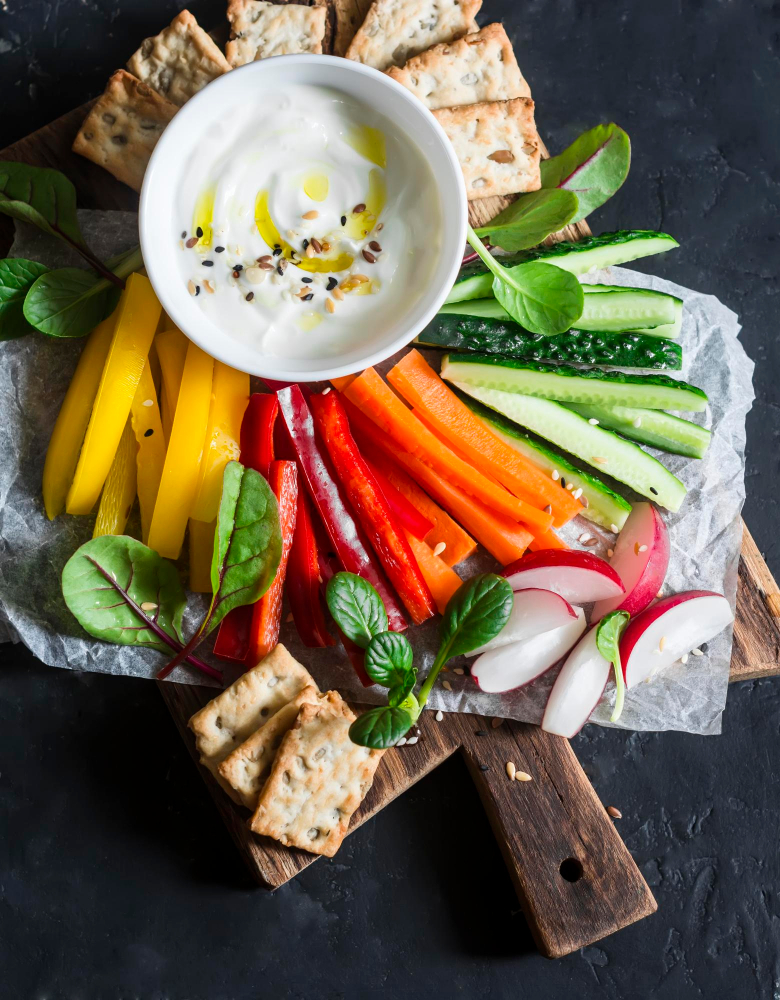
[363,457,434,541]
[243,460,298,665]
[287,489,336,648]
[276,384,406,633]
[311,389,436,626]
[213,604,252,662]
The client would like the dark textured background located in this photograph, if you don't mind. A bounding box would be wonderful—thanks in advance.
[1,1,779,998]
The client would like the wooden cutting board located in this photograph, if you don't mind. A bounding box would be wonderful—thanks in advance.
[2,5,778,959]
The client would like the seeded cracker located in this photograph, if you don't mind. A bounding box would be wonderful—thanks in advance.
[386,23,530,110]
[226,0,328,66]
[433,97,541,200]
[188,644,315,802]
[250,693,384,857]
[72,70,178,192]
[127,10,232,107]
[345,0,482,72]
[218,685,324,809]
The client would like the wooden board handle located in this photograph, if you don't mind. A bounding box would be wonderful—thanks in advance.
[456,716,656,958]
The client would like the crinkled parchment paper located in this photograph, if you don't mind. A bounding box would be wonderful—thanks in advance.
[0,211,754,735]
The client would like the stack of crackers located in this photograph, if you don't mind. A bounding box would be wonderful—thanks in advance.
[188,644,383,857]
[72,0,541,201]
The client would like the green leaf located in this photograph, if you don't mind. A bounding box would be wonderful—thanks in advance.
[61,535,186,652]
[0,258,49,339]
[596,610,630,723]
[541,124,631,224]
[0,161,86,248]
[349,706,413,749]
[474,189,579,251]
[22,245,143,339]
[206,461,282,635]
[325,572,388,650]
[440,573,514,659]
[388,673,417,708]
[492,261,584,336]
[364,631,414,687]
[392,691,420,720]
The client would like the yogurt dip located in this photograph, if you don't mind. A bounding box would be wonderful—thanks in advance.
[177,84,442,362]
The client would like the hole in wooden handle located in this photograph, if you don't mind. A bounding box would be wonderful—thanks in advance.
[559,857,584,882]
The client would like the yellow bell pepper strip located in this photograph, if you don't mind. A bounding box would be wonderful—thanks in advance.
[155,327,187,440]
[66,273,162,516]
[147,341,214,560]
[42,311,117,519]
[93,420,137,537]
[129,359,166,543]
[188,518,216,592]
[190,361,249,523]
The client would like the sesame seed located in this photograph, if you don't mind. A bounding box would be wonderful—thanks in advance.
[277,265,285,276]
[352,274,369,283]
[579,533,592,544]
[552,469,560,481]
[681,653,689,664]
[691,647,704,656]
[634,542,641,555]
[657,589,664,598]
[302,210,319,220]
[325,298,335,314]
[607,548,614,557]
[142,399,153,407]
[475,730,487,736]
[340,215,347,226]
[396,737,407,747]
[215,246,225,253]
[544,504,552,514]
[301,292,314,301]
[442,680,452,691]
[506,761,516,780]
[560,477,567,489]
[376,223,384,232]
[332,287,344,301]
[143,428,153,437]
[305,244,315,258]
[573,487,583,499]
[196,226,203,238]
[515,771,533,782]
[566,482,575,491]
[201,259,214,267]
[633,418,643,428]
[479,764,489,772]
[611,524,619,534]
[273,247,283,257]
[187,280,197,295]
[435,710,443,722]
[433,541,446,557]
[245,292,254,302]
[591,456,608,465]
[607,806,622,819]
[406,736,419,745]
[588,418,599,425]
[659,636,666,651]
[638,544,648,552]
[453,667,464,676]
[650,487,658,495]
[140,601,158,611]
[181,230,187,239]
[302,276,313,283]
[580,495,589,507]
[326,276,338,291]
[491,717,503,728]
[700,643,709,652]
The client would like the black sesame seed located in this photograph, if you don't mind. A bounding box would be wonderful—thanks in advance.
[340,216,346,226]
[215,246,225,253]
[245,292,254,302]
[302,239,309,249]
[273,247,283,256]
[302,292,314,301]
[273,243,280,249]
[479,764,489,772]
[194,285,200,296]
[700,642,709,652]
[234,264,243,271]
[560,476,566,489]
[650,486,659,495]
[201,259,214,267]
[301,276,313,283]
[277,265,284,276]
[326,277,338,291]
[196,226,203,238]
[144,428,154,437]
[475,729,488,736]
[181,230,187,239]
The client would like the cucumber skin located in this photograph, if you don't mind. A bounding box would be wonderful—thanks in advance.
[450,381,688,512]
[448,230,679,302]
[564,402,711,459]
[442,354,708,412]
[458,392,633,530]
[417,315,682,370]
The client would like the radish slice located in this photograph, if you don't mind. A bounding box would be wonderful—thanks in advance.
[542,627,611,738]
[503,550,624,604]
[469,588,577,655]
[471,608,586,693]
[592,503,669,622]
[620,591,733,689]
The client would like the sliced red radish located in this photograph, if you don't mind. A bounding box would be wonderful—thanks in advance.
[592,503,669,623]
[469,588,577,655]
[471,608,586,694]
[542,626,611,738]
[502,550,624,605]
[620,591,733,689]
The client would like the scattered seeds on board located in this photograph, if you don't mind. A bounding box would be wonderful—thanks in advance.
[396,737,407,747]
[607,805,622,819]
[453,667,464,675]
[491,717,504,728]
[681,653,689,664]
[442,679,453,691]
[433,541,446,557]
[573,488,583,500]
[140,601,158,611]
[435,710,443,722]
[506,761,516,780]
[479,764,489,772]
[691,647,704,656]
[611,524,620,534]
[579,533,592,545]
[515,771,533,782]
[406,736,419,745]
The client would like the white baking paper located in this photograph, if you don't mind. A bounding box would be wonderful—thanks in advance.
[0,211,754,735]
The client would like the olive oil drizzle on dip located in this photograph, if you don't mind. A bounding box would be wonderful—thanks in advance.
[177,85,441,361]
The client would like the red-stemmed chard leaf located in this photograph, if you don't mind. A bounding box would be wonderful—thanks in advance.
[541,124,631,223]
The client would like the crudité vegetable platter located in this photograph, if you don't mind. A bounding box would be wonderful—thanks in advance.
[1,0,778,962]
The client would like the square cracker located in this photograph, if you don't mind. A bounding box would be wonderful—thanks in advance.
[386,23,530,110]
[218,685,324,809]
[250,693,384,857]
[226,0,328,66]
[433,97,541,200]
[72,70,178,192]
[188,644,315,800]
[345,0,482,72]
[127,10,231,107]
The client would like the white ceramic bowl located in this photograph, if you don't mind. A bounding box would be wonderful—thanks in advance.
[140,55,467,380]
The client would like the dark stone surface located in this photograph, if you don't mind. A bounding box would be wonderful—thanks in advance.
[1,1,779,997]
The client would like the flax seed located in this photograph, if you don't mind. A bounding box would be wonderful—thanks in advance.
[187,280,197,295]
[607,806,622,819]
[515,771,533,782]
[506,761,516,780]
[185,237,199,248]
[325,297,335,314]
[332,286,344,300]
[362,249,377,263]
[369,241,382,252]
[491,717,503,728]
[311,238,323,253]
[302,210,319,220]
[433,542,446,557]
[353,202,366,214]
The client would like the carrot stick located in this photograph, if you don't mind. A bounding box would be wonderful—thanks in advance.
[343,367,534,525]
[529,528,569,551]
[346,400,531,565]
[404,531,462,614]
[330,375,357,392]
[387,350,581,526]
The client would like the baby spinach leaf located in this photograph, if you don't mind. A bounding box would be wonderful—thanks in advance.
[23,245,143,339]
[0,258,48,340]
[349,706,413,749]
[474,189,579,251]
[541,124,631,224]
[492,261,584,336]
[388,672,417,708]
[0,161,85,248]
[326,572,388,650]
[62,535,221,680]
[596,610,630,723]
[364,630,414,687]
